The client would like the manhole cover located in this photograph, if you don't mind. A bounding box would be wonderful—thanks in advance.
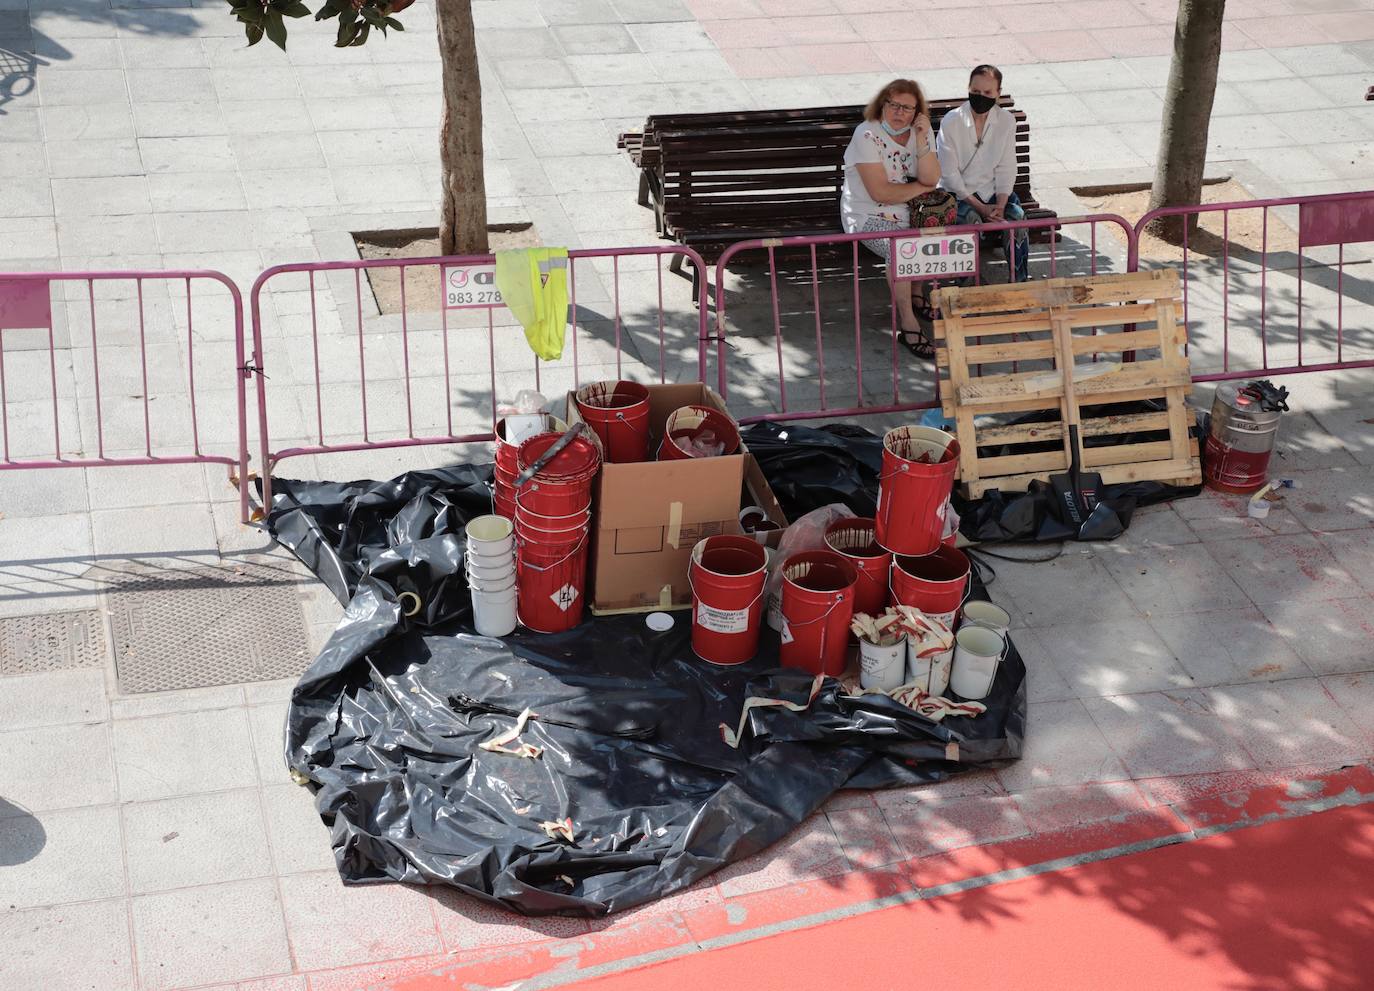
[0,610,108,676]
[107,563,312,694]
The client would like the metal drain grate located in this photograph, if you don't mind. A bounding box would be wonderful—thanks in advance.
[107,563,312,693]
[0,610,108,676]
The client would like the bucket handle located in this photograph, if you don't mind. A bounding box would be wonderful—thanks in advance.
[888,569,973,610]
[687,573,767,614]
[513,488,591,519]
[782,592,847,630]
[516,531,589,573]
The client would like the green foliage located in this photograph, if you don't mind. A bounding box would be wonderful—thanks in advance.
[224,0,405,50]
[315,0,404,47]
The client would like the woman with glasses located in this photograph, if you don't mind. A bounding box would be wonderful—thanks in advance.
[840,78,949,359]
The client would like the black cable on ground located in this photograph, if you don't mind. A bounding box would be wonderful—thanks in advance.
[964,541,1068,587]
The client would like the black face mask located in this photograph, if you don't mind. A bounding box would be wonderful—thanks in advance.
[968,92,997,114]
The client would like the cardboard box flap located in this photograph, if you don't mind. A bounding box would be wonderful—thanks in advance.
[596,456,743,531]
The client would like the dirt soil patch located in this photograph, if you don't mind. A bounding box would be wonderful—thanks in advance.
[1076,179,1299,264]
[354,224,541,314]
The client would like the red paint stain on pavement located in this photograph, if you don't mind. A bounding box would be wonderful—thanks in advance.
[566,803,1374,991]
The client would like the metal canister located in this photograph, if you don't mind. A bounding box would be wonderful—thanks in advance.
[1202,384,1282,494]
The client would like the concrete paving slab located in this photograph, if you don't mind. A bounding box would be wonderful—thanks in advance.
[259,783,336,875]
[112,706,258,801]
[122,788,273,894]
[131,878,292,991]
[1084,689,1257,779]
[0,721,116,811]
[0,899,135,991]
[0,668,109,729]
[0,804,126,909]
[278,871,442,972]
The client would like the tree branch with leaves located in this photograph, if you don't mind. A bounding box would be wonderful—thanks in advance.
[223,0,488,254]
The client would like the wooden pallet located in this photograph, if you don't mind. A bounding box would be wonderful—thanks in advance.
[931,270,1201,498]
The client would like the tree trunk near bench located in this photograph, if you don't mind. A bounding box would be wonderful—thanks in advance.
[436,0,489,255]
[1147,0,1226,243]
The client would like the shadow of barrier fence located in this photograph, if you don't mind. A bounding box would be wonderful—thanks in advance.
[0,189,1370,524]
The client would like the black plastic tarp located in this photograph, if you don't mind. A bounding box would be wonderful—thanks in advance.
[267,465,1024,917]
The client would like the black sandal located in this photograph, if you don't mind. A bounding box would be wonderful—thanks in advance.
[898,328,935,360]
[914,294,939,323]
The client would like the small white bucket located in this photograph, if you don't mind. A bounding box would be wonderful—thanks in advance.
[467,569,516,594]
[950,625,1006,700]
[467,556,516,582]
[466,515,516,556]
[858,638,906,692]
[961,600,1010,637]
[472,583,517,637]
[907,643,953,696]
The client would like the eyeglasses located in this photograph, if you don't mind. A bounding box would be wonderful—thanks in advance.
[884,100,918,115]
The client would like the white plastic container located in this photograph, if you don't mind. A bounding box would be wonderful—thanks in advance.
[466,569,516,594]
[466,555,516,583]
[949,625,1006,700]
[465,515,515,557]
[907,643,953,696]
[858,637,906,692]
[472,584,518,637]
[960,600,1010,637]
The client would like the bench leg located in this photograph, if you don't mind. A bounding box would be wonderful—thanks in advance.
[637,170,650,209]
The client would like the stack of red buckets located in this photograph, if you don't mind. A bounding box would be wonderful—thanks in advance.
[512,430,601,633]
[492,413,567,520]
[875,425,968,629]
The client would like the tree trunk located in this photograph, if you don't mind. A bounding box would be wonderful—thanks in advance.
[1147,0,1226,243]
[435,0,487,255]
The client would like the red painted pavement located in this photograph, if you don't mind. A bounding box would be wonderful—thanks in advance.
[566,802,1374,991]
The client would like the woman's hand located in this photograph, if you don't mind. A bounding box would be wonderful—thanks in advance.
[914,113,934,149]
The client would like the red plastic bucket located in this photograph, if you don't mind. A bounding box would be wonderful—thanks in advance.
[890,545,970,628]
[492,488,516,520]
[658,405,741,461]
[875,426,960,556]
[823,517,891,617]
[514,430,600,516]
[514,502,592,541]
[689,535,768,665]
[516,430,601,482]
[779,550,858,677]
[574,381,651,464]
[516,530,590,633]
[494,413,568,473]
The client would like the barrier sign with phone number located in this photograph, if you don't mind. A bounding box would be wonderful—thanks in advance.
[891,232,978,281]
[443,264,504,309]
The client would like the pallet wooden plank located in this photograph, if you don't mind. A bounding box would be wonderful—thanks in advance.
[973,411,1171,446]
[936,270,1180,315]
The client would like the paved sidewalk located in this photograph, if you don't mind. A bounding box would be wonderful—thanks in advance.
[2,0,1374,988]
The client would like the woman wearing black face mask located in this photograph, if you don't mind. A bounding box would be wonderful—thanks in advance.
[935,64,1029,283]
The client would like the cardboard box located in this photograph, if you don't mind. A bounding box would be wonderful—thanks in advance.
[565,383,788,614]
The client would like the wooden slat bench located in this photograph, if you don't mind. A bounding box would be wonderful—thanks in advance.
[618,95,1058,289]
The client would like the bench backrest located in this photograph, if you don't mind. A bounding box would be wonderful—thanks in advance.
[649,96,1034,238]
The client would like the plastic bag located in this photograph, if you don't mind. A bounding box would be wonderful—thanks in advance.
[764,503,855,631]
[495,390,549,417]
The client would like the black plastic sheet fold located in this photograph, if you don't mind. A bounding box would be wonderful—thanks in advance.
[267,464,1025,917]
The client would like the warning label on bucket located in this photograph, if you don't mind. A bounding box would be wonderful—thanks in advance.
[697,603,750,635]
[551,584,580,611]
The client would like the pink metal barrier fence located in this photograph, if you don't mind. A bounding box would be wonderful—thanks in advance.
[1130,189,1374,383]
[0,269,252,523]
[707,214,1135,425]
[246,245,708,512]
